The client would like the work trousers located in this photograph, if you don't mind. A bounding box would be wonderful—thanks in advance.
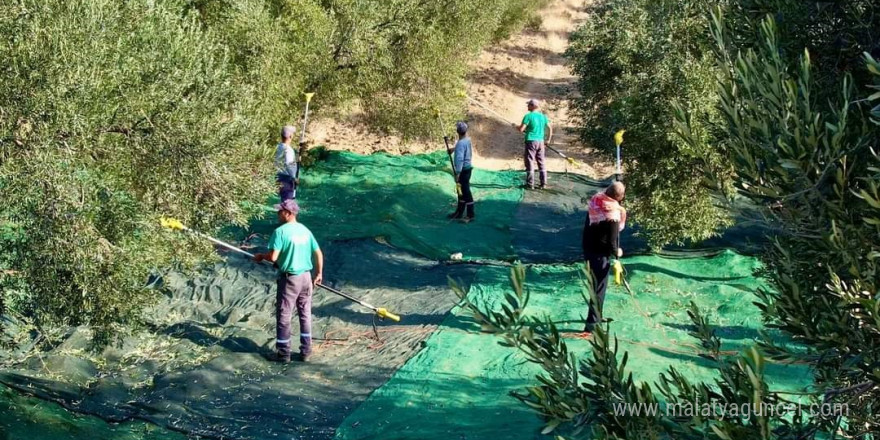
[584,253,610,332]
[524,140,547,187]
[277,172,296,201]
[459,168,474,217]
[276,272,313,357]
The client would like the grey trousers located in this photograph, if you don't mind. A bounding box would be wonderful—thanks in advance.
[524,140,547,186]
[276,272,313,356]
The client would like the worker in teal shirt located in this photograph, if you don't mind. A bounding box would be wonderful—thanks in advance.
[515,98,553,189]
[253,199,323,363]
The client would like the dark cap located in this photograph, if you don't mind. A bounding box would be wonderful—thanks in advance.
[273,199,300,215]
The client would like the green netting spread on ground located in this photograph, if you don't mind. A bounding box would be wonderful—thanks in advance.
[0,239,476,439]
[0,150,809,440]
[335,251,813,440]
[0,386,185,440]
[243,150,525,261]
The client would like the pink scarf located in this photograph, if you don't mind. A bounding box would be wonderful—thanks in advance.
[588,192,626,231]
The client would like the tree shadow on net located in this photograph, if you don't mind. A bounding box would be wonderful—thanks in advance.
[643,345,813,392]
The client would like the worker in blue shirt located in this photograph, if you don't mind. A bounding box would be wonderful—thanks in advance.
[447,121,475,222]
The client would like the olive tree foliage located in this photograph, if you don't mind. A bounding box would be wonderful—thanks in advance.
[183,0,335,138]
[566,0,880,249]
[0,0,548,344]
[452,267,829,440]
[565,0,734,248]
[694,11,880,437]
[0,0,269,344]
[306,0,552,137]
[188,0,551,139]
[463,0,880,438]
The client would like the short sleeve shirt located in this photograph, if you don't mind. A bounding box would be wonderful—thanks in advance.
[268,222,319,275]
[521,111,548,142]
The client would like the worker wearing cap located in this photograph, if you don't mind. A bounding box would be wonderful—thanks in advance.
[447,121,475,222]
[253,199,323,363]
[275,125,298,201]
[514,99,553,189]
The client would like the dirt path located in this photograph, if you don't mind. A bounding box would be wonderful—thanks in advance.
[309,0,613,178]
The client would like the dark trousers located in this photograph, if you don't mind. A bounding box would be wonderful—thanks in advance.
[276,272,313,356]
[277,173,296,201]
[584,254,610,332]
[524,140,546,187]
[451,168,475,218]
[460,168,474,217]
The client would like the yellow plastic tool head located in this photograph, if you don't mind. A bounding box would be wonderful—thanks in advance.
[160,217,185,231]
[377,308,401,322]
[455,183,462,196]
[304,92,315,103]
[614,130,626,147]
[613,260,623,285]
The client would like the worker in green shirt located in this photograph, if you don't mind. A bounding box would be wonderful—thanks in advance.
[252,199,323,363]
[514,99,553,189]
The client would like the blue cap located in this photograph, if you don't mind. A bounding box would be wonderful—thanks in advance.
[456,121,468,135]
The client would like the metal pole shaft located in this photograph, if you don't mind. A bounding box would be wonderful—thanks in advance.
[300,100,311,145]
[616,144,621,179]
[169,221,393,316]
[466,96,515,125]
[316,283,378,311]
[294,96,313,198]
[198,230,257,259]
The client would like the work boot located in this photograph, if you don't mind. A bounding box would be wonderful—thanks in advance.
[447,201,465,219]
[296,352,311,362]
[267,351,291,364]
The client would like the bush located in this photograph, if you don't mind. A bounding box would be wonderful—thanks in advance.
[453,266,815,439]
[499,0,880,437]
[0,0,552,344]
[700,11,880,436]
[0,0,271,344]
[566,0,733,248]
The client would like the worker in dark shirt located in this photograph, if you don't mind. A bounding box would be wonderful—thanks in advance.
[581,182,626,335]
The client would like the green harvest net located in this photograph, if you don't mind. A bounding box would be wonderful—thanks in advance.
[242,150,525,262]
[334,252,812,440]
[0,150,811,440]
[0,386,185,440]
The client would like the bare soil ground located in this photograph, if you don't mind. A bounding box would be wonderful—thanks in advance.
[308,0,614,178]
